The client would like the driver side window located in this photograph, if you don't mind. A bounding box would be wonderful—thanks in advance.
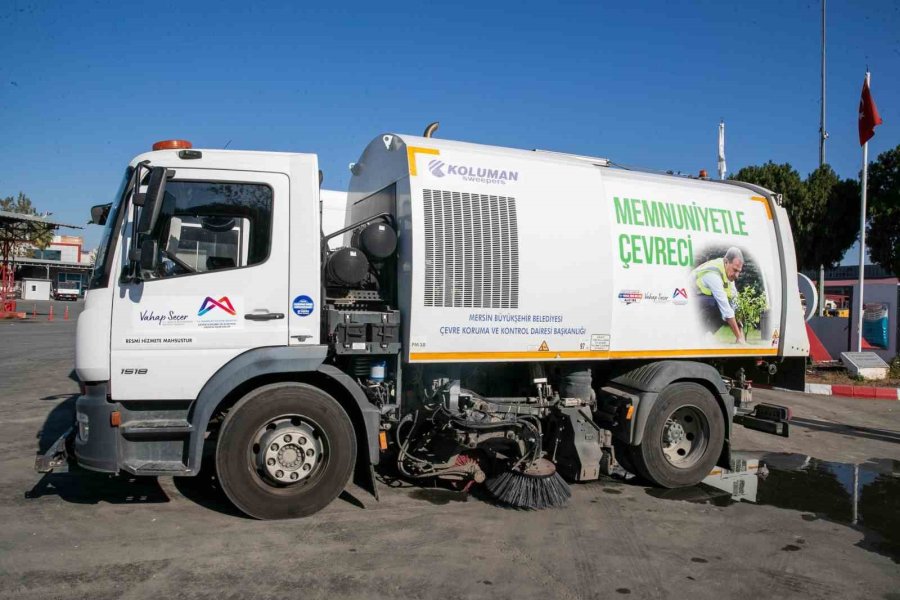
[146,181,273,279]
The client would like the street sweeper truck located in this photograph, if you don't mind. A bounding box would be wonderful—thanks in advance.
[40,131,806,518]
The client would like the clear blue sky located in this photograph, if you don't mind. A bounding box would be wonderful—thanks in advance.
[1,0,897,253]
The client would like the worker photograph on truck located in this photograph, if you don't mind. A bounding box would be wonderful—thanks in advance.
[45,131,802,520]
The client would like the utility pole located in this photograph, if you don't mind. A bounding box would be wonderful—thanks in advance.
[817,0,827,317]
[819,0,827,166]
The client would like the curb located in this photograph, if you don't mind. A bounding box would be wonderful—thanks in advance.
[757,383,900,400]
[804,383,900,400]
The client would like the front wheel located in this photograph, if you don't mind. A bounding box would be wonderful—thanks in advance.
[628,382,725,488]
[216,383,356,519]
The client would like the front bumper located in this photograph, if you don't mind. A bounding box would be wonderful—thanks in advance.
[73,382,120,473]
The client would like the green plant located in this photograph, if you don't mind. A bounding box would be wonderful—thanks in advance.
[734,285,768,331]
[890,355,900,379]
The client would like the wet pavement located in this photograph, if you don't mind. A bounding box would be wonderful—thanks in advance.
[649,452,900,562]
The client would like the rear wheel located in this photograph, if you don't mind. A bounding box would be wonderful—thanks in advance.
[216,383,356,519]
[628,382,724,488]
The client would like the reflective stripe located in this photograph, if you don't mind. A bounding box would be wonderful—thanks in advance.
[693,258,735,300]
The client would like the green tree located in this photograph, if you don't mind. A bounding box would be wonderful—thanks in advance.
[866,145,900,277]
[806,165,860,269]
[732,162,858,271]
[0,192,55,260]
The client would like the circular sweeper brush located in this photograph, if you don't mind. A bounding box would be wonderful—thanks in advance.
[485,458,571,510]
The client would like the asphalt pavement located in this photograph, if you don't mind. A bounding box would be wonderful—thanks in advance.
[0,305,898,600]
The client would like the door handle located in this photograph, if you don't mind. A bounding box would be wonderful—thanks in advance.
[245,312,285,321]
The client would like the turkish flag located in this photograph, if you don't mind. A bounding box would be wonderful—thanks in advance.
[858,76,883,146]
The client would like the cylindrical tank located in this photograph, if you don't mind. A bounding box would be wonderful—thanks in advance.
[370,360,387,382]
[353,222,397,260]
[325,247,369,287]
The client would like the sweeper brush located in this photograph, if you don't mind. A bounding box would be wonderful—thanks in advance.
[485,458,571,509]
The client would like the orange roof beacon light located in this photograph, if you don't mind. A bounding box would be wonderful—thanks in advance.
[152,139,193,151]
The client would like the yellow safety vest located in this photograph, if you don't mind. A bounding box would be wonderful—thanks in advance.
[693,258,736,300]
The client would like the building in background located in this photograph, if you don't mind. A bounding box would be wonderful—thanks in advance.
[804,264,898,362]
[11,234,94,297]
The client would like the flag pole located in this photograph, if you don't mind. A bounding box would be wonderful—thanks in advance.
[818,0,826,316]
[856,72,870,352]
[717,120,726,181]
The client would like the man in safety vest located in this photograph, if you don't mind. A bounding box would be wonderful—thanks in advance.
[692,247,746,344]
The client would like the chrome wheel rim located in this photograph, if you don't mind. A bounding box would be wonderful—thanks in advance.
[250,415,327,487]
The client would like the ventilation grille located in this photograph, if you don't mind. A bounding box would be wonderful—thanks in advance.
[422,189,519,308]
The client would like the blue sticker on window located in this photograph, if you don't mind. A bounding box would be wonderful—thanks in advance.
[292,295,314,317]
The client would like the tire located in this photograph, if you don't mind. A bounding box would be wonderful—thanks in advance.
[628,382,725,488]
[216,382,356,519]
[612,439,639,478]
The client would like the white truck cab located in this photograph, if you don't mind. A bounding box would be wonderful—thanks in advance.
[78,144,322,393]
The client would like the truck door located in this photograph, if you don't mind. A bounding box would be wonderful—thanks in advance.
[110,169,289,400]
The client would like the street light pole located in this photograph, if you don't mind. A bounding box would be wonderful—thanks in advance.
[817,0,827,317]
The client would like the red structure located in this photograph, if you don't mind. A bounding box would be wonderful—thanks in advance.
[0,260,16,315]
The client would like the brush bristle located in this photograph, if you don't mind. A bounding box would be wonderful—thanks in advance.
[485,468,571,510]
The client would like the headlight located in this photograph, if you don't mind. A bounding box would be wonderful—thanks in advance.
[77,412,89,442]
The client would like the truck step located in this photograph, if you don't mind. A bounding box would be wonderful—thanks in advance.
[120,419,193,439]
[123,461,191,476]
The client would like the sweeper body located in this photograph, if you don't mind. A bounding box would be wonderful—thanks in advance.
[53,133,804,519]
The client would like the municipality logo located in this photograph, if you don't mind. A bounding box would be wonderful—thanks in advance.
[428,159,446,177]
[672,288,688,305]
[198,296,236,316]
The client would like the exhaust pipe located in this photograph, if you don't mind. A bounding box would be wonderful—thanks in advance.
[423,121,439,138]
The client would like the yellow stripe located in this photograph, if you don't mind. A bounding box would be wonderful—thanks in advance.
[407,146,440,176]
[750,195,773,220]
[409,347,778,361]
[610,347,777,358]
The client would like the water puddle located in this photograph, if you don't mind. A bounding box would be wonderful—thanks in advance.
[648,452,900,562]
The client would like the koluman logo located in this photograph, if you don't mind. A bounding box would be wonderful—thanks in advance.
[426,159,518,185]
[198,296,236,316]
[428,159,446,177]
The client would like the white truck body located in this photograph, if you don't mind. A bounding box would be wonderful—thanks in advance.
[349,134,808,363]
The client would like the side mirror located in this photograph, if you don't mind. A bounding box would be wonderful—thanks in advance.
[90,203,111,225]
[136,167,172,235]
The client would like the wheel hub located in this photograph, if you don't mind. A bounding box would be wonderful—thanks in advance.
[661,405,709,468]
[664,420,686,445]
[257,422,321,485]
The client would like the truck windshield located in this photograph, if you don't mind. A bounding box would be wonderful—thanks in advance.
[88,167,133,290]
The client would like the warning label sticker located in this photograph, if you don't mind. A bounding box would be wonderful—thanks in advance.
[590,334,611,351]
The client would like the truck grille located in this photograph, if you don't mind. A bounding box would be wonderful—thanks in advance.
[422,189,519,309]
